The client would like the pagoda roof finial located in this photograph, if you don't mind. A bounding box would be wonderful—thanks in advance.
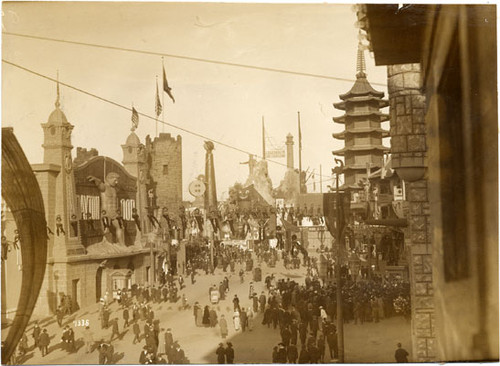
[55,70,61,109]
[356,42,367,79]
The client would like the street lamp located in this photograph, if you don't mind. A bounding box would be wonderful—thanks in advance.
[332,158,345,363]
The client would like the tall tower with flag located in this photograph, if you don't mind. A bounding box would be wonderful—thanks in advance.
[332,43,389,188]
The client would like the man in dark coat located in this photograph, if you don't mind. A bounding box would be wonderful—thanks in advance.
[132,322,141,344]
[232,295,240,312]
[298,346,310,364]
[287,343,298,363]
[164,328,174,352]
[239,308,248,332]
[123,306,130,328]
[326,327,338,360]
[139,346,149,364]
[66,326,76,352]
[225,342,234,364]
[38,329,50,357]
[308,344,320,363]
[145,333,157,356]
[276,343,287,363]
[56,306,64,327]
[281,326,291,347]
[102,306,110,329]
[394,343,409,362]
[32,322,41,348]
[216,343,226,364]
[172,342,185,364]
[98,341,110,364]
[110,318,120,342]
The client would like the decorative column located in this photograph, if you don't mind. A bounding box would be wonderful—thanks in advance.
[387,63,436,361]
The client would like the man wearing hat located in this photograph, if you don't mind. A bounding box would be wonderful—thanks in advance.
[276,343,287,363]
[216,343,226,364]
[164,328,174,352]
[139,345,149,364]
[225,342,234,364]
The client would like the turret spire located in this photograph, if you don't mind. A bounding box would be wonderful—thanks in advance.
[55,70,61,109]
[356,42,367,78]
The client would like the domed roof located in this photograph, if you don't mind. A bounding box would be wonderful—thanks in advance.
[48,107,69,125]
[126,131,141,146]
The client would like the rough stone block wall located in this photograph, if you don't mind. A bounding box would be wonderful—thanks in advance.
[148,133,183,215]
[387,64,427,172]
[387,63,436,362]
[407,180,435,360]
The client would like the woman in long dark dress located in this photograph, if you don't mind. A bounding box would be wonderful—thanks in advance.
[202,305,211,327]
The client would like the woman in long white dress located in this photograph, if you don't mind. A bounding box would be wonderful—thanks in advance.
[233,310,241,331]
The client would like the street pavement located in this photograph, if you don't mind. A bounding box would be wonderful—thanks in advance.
[5,254,411,364]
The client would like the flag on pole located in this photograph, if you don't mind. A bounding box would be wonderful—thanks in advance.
[155,80,162,117]
[131,107,139,130]
[163,66,175,103]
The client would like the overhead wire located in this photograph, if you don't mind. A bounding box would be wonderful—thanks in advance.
[2,32,372,179]
[2,31,387,87]
[4,58,339,179]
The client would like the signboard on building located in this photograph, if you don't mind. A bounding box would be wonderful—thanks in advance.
[266,148,285,158]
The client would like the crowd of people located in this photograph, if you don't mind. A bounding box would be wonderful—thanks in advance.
[252,269,410,363]
[7,272,191,365]
[5,219,411,365]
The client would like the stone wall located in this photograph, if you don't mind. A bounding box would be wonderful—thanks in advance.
[387,63,436,361]
[147,133,183,214]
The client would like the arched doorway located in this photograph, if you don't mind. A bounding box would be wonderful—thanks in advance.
[96,267,103,302]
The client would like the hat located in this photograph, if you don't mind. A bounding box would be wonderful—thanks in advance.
[227,342,232,347]
[219,343,224,346]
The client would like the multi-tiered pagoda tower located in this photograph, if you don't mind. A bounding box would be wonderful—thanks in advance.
[333,44,389,188]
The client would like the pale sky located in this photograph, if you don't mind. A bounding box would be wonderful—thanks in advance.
[2,2,389,201]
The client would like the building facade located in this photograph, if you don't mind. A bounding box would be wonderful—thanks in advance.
[2,87,184,317]
[359,4,498,361]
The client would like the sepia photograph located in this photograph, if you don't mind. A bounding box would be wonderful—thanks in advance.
[1,2,498,364]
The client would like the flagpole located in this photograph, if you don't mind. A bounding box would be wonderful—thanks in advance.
[262,116,266,160]
[155,78,158,137]
[298,111,302,194]
[162,57,165,135]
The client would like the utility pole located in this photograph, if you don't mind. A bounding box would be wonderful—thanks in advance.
[333,158,345,363]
